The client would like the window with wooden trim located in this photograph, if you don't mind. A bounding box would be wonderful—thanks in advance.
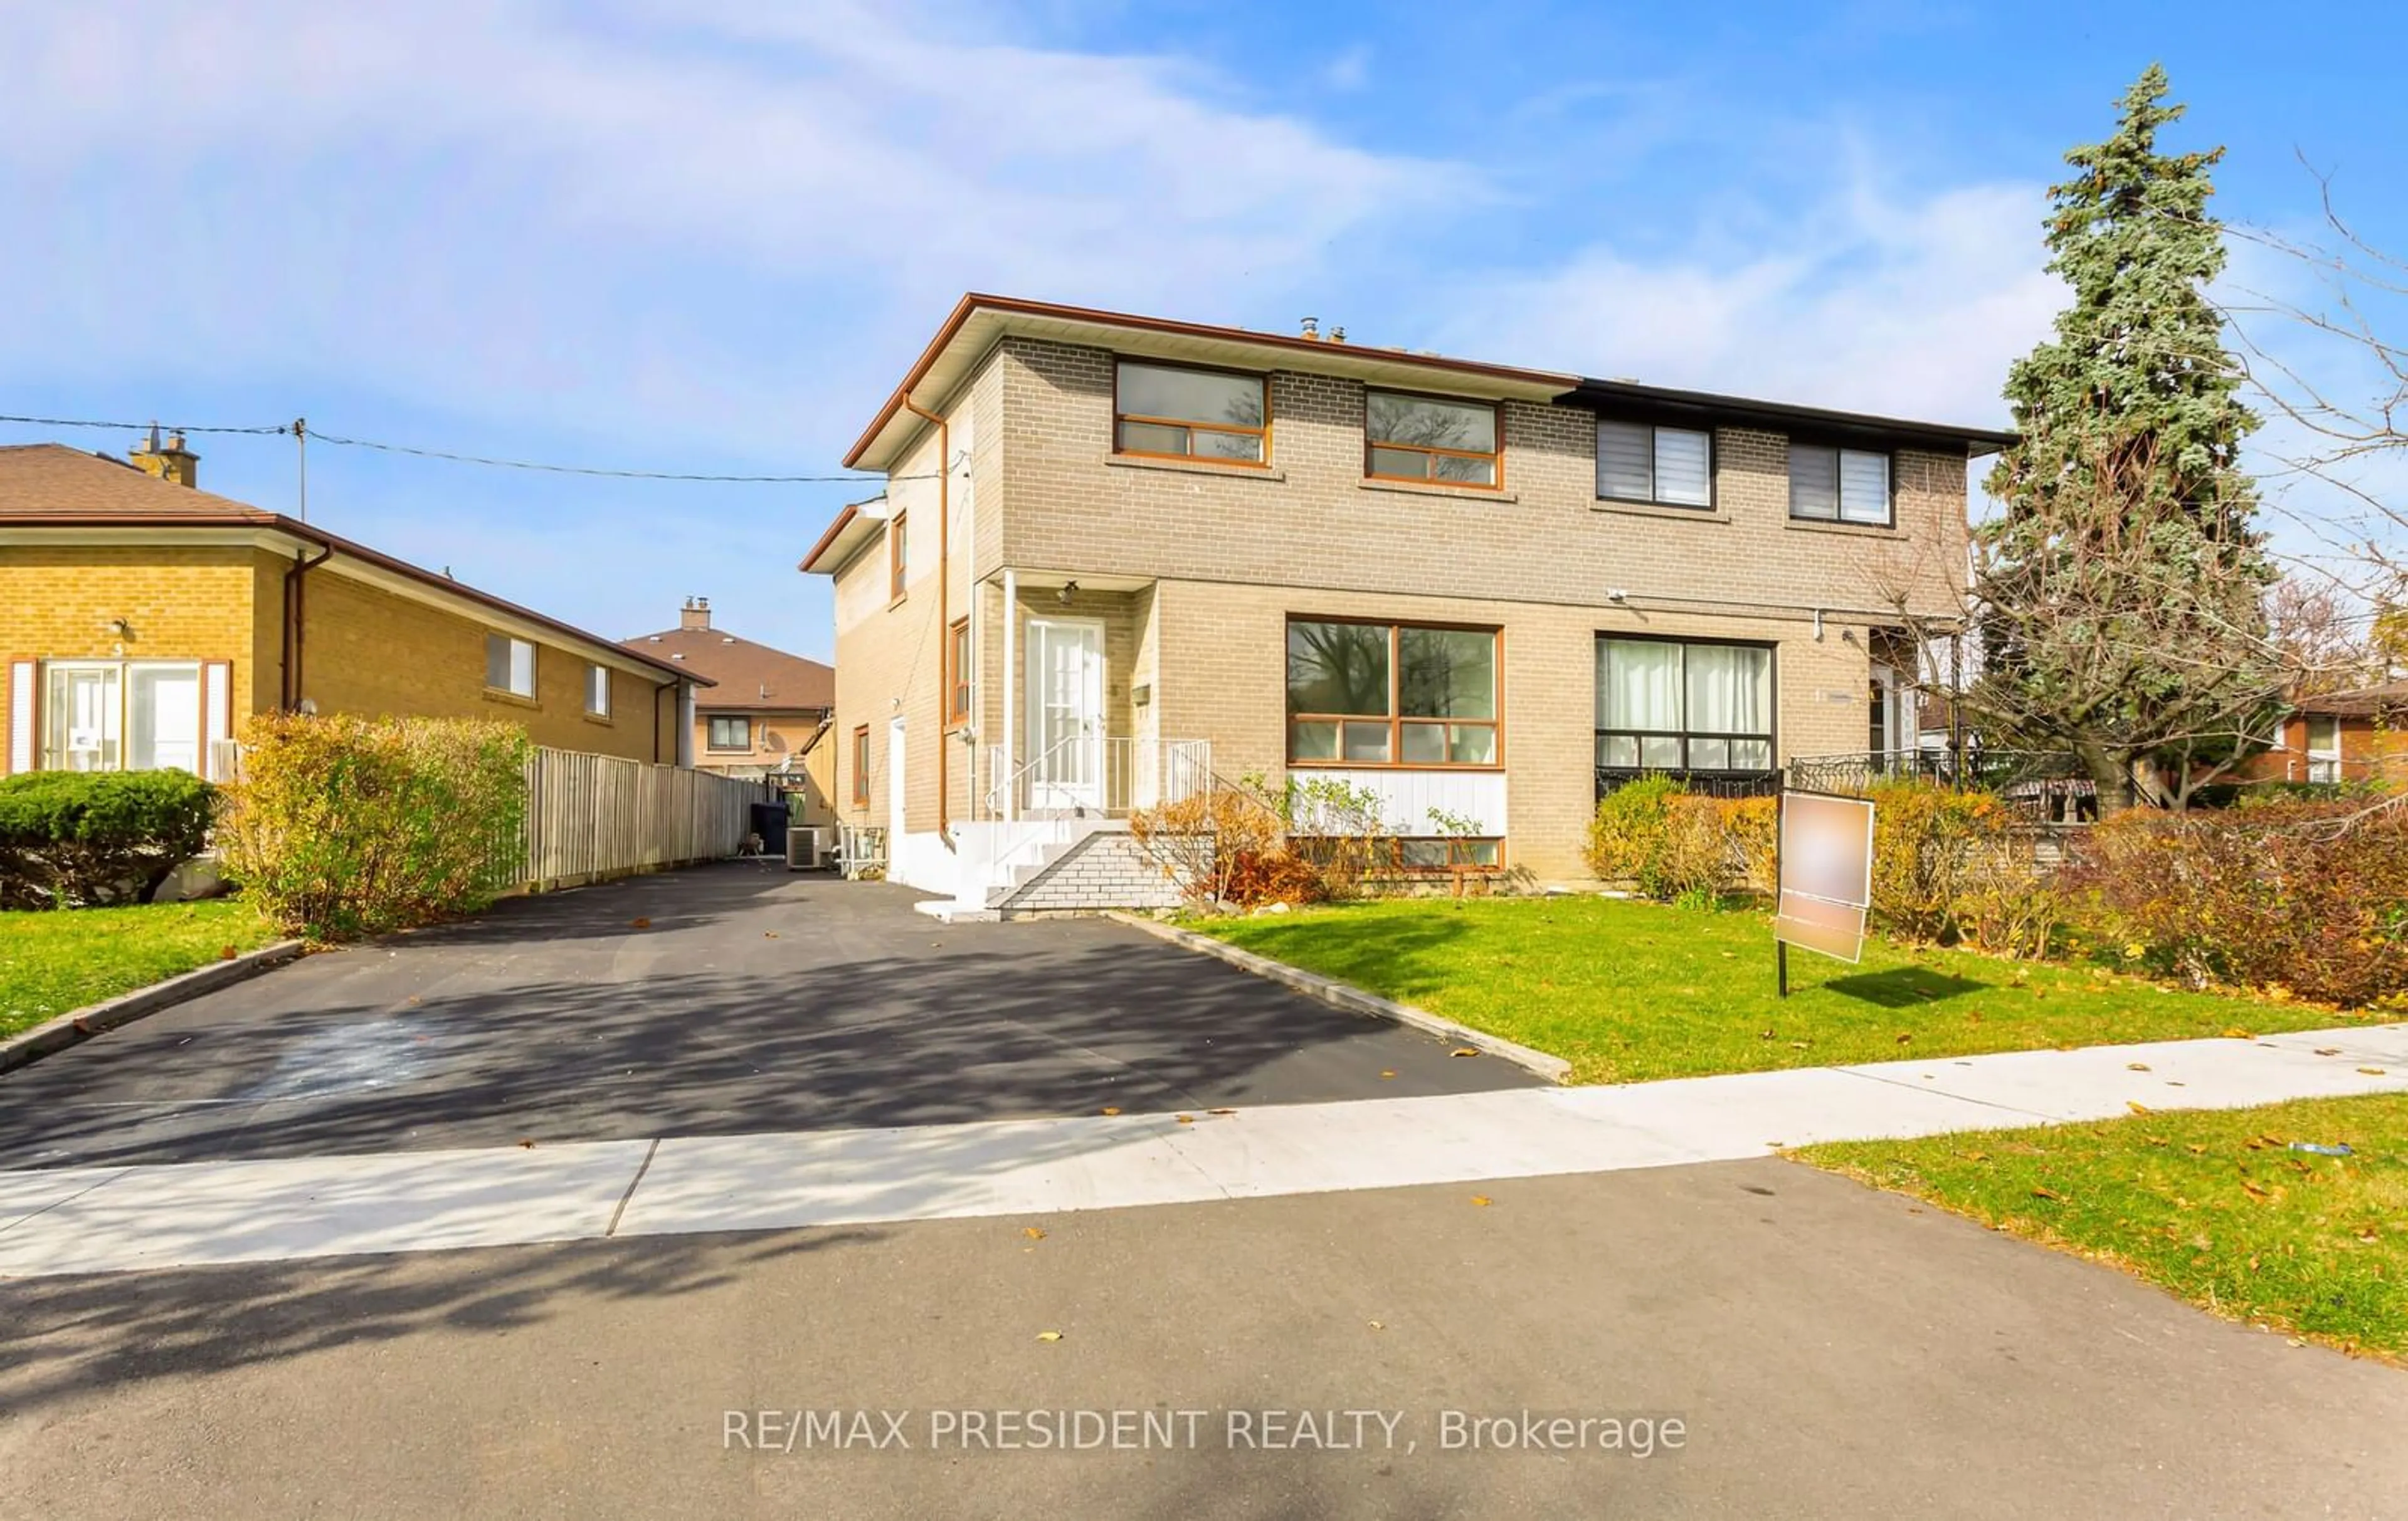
[1595,636,1773,774]
[1113,359,1267,463]
[1788,444,1893,526]
[38,660,208,772]
[484,634,536,698]
[850,724,870,805]
[1286,619,1499,767]
[888,511,909,601]
[584,663,611,718]
[945,618,971,727]
[1365,391,1500,487]
[707,715,751,751]
[1596,420,1713,508]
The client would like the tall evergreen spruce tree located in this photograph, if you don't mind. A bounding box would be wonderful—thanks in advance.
[1974,65,2282,809]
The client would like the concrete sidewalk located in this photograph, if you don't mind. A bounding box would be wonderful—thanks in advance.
[3,1020,2402,1279]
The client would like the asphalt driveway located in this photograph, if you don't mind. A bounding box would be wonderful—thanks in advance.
[0,863,1536,1169]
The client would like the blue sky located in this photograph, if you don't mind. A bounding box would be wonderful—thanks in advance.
[6,1,2403,660]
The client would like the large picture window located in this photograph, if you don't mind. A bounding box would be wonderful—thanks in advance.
[41,661,203,772]
[1114,359,1267,463]
[1595,636,1773,774]
[1365,391,1500,487]
[1287,619,1499,767]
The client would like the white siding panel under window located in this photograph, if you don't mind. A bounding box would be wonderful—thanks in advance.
[1296,769,1508,838]
[1654,428,1712,506]
[1596,421,1652,502]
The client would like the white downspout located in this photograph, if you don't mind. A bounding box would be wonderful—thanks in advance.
[1001,567,1017,824]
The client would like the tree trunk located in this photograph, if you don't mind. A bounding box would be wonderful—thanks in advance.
[2076,744,2140,815]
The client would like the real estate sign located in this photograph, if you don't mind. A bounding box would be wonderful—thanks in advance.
[1773,790,1874,982]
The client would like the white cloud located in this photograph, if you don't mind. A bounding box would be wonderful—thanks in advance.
[0,1,1459,453]
[1439,178,2062,428]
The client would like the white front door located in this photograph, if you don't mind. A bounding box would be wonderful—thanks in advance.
[887,717,908,838]
[1024,618,1104,811]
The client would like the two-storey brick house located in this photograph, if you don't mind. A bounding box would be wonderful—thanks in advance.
[802,295,2011,913]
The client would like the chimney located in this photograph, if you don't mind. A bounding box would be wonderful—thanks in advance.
[130,424,199,488]
[680,596,712,631]
[1299,316,1320,341]
[1329,325,1346,344]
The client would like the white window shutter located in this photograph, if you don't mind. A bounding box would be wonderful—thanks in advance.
[204,661,233,779]
[6,660,33,774]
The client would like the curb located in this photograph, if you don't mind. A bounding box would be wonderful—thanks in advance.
[0,939,309,1076]
[1105,912,1573,1084]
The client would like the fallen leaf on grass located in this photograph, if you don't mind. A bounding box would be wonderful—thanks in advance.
[2127,1101,2152,1115]
[1894,1033,1913,1045]
[2220,1027,2254,1040]
[218,945,237,960]
[1959,1150,1990,1162]
[2145,1135,2170,1147]
[1036,1330,1062,1343]
[2030,1186,2063,1201]
[2241,1181,2274,1203]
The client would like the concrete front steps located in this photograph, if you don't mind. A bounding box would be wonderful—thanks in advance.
[911,818,1187,923]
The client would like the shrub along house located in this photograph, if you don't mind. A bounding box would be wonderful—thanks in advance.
[623,596,838,824]
[1,436,705,777]
[802,295,2012,916]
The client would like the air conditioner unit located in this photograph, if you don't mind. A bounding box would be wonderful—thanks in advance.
[786,826,830,871]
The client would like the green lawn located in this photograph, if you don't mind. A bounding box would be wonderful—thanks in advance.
[1801,1095,2408,1360]
[0,898,283,1041]
[1193,896,2360,1084]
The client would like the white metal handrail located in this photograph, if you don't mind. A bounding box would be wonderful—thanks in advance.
[979,736,1210,820]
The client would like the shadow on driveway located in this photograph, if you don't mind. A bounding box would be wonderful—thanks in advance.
[0,863,1536,1169]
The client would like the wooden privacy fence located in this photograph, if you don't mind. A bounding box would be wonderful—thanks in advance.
[512,747,773,891]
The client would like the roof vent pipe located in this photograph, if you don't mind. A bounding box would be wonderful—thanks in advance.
[1299,316,1319,340]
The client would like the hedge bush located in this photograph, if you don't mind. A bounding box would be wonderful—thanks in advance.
[218,713,532,939]
[1584,774,1689,897]
[2061,802,2408,1007]
[0,770,217,908]
[1585,782,1778,903]
[1866,781,2015,944]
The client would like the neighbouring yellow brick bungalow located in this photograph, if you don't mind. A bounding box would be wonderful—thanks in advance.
[1,437,705,777]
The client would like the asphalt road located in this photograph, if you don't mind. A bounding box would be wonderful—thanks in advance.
[3,1157,2400,1520]
[0,863,1534,1169]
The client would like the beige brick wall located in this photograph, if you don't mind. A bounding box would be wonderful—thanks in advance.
[986,337,1967,622]
[838,330,1972,878]
[1151,578,1872,881]
[300,569,672,762]
[0,544,268,718]
[692,708,835,824]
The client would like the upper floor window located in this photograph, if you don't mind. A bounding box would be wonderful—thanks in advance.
[851,724,870,805]
[485,634,536,698]
[889,510,909,602]
[1365,391,1499,487]
[1789,445,1893,527]
[1114,360,1267,464]
[1597,420,1712,508]
[584,663,611,718]
[708,715,752,752]
[1287,619,1499,767]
